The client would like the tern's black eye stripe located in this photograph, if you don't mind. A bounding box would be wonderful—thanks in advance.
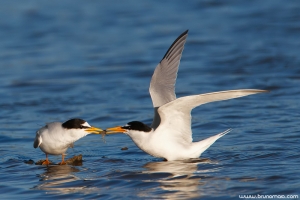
[125,121,152,132]
[62,118,88,129]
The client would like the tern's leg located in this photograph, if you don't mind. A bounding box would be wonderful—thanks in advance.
[41,154,50,165]
[58,154,67,165]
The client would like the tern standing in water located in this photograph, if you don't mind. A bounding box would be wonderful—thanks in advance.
[106,30,267,161]
[34,118,103,165]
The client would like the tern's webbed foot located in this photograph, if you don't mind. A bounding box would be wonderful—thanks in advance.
[41,159,51,165]
[58,161,67,165]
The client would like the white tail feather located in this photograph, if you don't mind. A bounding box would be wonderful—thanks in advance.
[191,129,232,157]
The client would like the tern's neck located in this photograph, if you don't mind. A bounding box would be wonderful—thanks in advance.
[67,129,88,143]
[126,129,153,149]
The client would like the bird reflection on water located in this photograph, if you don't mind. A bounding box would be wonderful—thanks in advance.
[139,158,220,199]
[33,158,221,198]
[32,157,260,198]
[35,165,89,194]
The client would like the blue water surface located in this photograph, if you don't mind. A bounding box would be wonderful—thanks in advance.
[0,0,299,199]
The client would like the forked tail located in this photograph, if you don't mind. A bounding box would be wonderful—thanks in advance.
[192,129,232,157]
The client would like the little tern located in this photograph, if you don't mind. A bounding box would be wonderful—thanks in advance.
[34,118,103,165]
[106,30,267,161]
[107,90,265,161]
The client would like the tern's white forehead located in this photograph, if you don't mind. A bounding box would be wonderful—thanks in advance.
[82,121,91,127]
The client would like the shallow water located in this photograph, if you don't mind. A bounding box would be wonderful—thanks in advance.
[0,0,300,199]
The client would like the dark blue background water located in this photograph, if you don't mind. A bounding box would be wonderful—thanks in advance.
[0,1,299,199]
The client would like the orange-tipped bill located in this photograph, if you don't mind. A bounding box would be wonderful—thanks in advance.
[85,126,104,134]
[105,126,126,134]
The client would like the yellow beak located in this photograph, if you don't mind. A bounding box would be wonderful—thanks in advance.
[85,126,104,134]
[105,126,127,134]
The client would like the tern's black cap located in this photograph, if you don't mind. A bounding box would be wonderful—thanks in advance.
[123,121,152,132]
[62,118,88,129]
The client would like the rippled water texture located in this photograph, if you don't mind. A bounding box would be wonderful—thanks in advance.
[0,0,299,199]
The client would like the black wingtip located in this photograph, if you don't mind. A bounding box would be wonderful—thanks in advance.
[161,30,189,61]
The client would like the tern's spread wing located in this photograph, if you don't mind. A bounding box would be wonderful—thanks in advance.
[150,30,188,128]
[158,89,267,143]
[150,30,188,107]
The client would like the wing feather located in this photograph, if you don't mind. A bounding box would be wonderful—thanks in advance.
[157,89,267,144]
[150,30,188,108]
[150,30,188,128]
